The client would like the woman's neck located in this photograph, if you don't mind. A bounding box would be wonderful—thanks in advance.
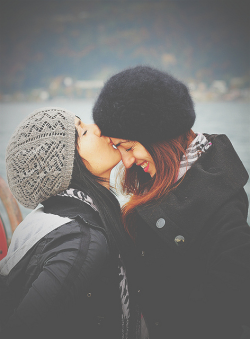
[98,173,111,190]
[100,180,110,190]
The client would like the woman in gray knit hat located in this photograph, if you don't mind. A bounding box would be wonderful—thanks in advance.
[0,107,140,339]
[93,66,250,339]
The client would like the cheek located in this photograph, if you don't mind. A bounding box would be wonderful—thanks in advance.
[77,141,86,159]
[143,149,153,162]
[133,149,149,160]
[77,139,94,162]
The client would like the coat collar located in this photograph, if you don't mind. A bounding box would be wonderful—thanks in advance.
[136,134,249,250]
[0,206,72,276]
[42,194,103,230]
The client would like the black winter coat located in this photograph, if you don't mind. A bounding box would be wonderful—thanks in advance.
[135,134,250,339]
[0,195,139,339]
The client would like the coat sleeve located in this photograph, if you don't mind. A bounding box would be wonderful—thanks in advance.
[204,189,250,329]
[3,222,109,336]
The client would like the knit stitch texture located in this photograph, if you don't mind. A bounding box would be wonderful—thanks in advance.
[6,107,76,208]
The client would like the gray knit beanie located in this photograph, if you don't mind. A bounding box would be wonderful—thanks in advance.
[6,107,76,209]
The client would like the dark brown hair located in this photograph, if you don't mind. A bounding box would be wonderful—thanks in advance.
[70,128,134,260]
[118,129,196,239]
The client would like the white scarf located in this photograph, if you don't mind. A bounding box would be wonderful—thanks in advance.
[0,206,71,276]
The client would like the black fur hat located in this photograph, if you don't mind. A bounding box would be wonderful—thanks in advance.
[93,66,195,145]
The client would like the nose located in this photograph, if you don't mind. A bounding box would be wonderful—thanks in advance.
[88,124,101,137]
[119,149,136,169]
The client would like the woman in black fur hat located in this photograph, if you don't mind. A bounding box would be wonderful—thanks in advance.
[93,66,250,339]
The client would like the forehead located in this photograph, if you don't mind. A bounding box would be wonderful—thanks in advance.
[111,138,134,147]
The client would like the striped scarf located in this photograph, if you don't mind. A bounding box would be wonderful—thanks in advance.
[177,133,212,181]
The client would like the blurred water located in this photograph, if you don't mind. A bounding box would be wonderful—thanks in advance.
[0,100,249,238]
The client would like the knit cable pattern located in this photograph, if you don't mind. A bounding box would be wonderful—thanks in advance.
[6,107,76,209]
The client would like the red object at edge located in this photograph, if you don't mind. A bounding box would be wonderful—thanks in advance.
[0,215,8,260]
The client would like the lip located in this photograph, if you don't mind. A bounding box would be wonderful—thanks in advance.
[143,162,149,173]
[137,161,149,173]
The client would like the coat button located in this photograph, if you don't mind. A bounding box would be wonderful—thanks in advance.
[156,218,165,228]
[141,250,145,256]
[155,321,160,326]
[87,292,91,297]
[174,235,185,246]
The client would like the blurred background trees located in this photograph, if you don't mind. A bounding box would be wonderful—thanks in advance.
[0,0,249,101]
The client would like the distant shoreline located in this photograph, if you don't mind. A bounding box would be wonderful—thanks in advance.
[1,93,249,104]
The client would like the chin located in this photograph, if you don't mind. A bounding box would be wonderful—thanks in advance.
[113,160,121,167]
[113,155,122,165]
[106,151,121,170]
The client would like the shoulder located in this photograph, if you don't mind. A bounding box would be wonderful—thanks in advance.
[30,219,110,285]
[42,220,110,294]
[30,196,110,272]
[43,195,110,260]
[42,216,109,255]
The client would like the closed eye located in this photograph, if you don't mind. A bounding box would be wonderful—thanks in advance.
[82,130,87,136]
[125,147,133,152]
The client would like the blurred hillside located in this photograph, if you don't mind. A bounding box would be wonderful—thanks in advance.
[0,1,249,101]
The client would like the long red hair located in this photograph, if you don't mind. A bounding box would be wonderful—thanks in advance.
[117,129,196,239]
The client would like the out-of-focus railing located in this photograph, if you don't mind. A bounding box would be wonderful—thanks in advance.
[0,175,23,259]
